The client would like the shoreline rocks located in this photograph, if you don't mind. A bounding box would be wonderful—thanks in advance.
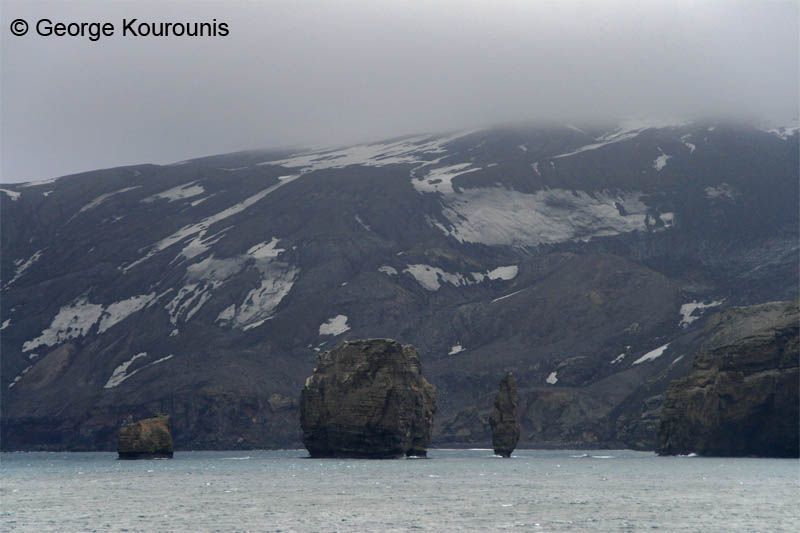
[658,301,799,457]
[490,372,521,457]
[117,415,174,459]
[300,339,436,458]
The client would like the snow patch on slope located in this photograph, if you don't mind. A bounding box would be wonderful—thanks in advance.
[124,176,301,271]
[5,250,43,287]
[142,182,205,203]
[165,283,215,325]
[653,148,671,171]
[403,263,518,291]
[679,300,723,327]
[247,238,285,259]
[98,293,157,334]
[166,256,246,326]
[234,265,298,330]
[190,195,214,207]
[552,130,644,159]
[258,132,473,173]
[104,353,148,389]
[552,119,686,160]
[487,265,518,281]
[187,255,248,282]
[217,305,235,323]
[632,343,670,365]
[319,314,350,336]
[212,253,299,331]
[19,177,60,188]
[412,163,481,194]
[22,298,104,352]
[436,188,652,246]
[354,214,372,232]
[163,238,300,331]
[0,188,21,201]
[491,288,527,303]
[8,365,33,389]
[403,265,466,291]
[104,353,174,389]
[23,293,158,352]
[448,343,464,355]
[77,186,141,214]
[680,134,696,153]
[764,126,799,140]
[705,183,736,200]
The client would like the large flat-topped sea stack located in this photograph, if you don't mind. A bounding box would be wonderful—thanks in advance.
[300,339,437,458]
[117,415,174,459]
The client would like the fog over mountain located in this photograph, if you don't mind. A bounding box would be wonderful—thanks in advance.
[2,0,798,182]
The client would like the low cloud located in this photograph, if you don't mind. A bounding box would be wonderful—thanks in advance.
[1,0,797,181]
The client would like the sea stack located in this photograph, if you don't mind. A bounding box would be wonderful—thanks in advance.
[300,339,437,458]
[117,415,174,459]
[490,372,521,457]
[658,301,799,457]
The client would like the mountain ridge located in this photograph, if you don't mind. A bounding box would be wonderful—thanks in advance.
[2,120,797,450]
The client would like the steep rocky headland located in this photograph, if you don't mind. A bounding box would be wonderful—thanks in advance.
[658,301,799,457]
[117,415,174,459]
[300,339,437,458]
[490,372,520,457]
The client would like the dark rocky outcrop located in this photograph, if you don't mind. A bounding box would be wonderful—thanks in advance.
[658,301,799,457]
[117,415,174,459]
[490,372,520,457]
[300,339,436,458]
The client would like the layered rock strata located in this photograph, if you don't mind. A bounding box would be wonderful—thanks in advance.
[658,301,799,457]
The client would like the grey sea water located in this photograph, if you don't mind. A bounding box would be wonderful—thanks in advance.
[1,449,798,532]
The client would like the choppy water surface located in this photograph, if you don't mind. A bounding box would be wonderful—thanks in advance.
[2,449,798,531]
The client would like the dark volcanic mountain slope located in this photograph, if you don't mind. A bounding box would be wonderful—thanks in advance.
[1,121,797,450]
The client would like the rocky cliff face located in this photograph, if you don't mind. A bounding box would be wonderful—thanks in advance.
[1,121,797,451]
[658,301,799,457]
[117,415,174,459]
[490,372,520,457]
[300,339,436,458]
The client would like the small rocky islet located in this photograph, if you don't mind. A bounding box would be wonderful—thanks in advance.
[117,415,174,459]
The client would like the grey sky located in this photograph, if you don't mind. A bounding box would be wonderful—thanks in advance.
[1,0,797,182]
